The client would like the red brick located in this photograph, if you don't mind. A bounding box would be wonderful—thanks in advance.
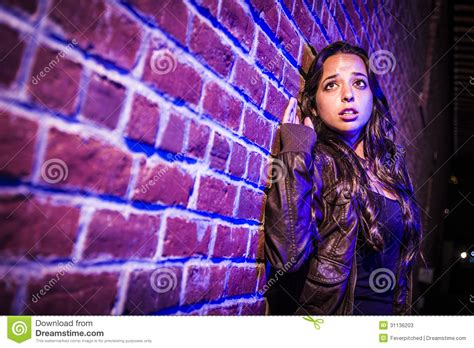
[129,0,188,45]
[162,218,210,257]
[0,194,80,259]
[281,0,295,12]
[309,24,331,52]
[248,0,279,31]
[264,83,288,121]
[342,0,362,39]
[232,58,265,106]
[25,272,119,315]
[210,132,230,171]
[82,210,160,260]
[82,73,125,129]
[0,110,38,178]
[333,2,351,36]
[189,16,235,78]
[182,264,226,304]
[226,265,257,296]
[212,225,248,258]
[283,63,303,96]
[292,0,314,40]
[132,160,194,206]
[125,266,182,314]
[240,299,266,315]
[276,16,300,61]
[242,108,273,150]
[197,176,237,216]
[322,5,343,41]
[0,24,25,86]
[207,303,240,315]
[28,45,82,115]
[194,0,219,17]
[237,187,264,220]
[247,228,264,260]
[143,39,203,107]
[49,0,142,70]
[158,112,186,154]
[255,30,284,81]
[246,152,262,183]
[229,142,246,177]
[186,120,210,160]
[125,94,160,145]
[219,0,255,51]
[42,127,132,196]
[203,82,243,131]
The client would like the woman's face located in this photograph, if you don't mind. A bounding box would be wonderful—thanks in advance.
[315,53,373,143]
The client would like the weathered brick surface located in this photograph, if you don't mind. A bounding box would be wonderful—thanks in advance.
[25,272,119,315]
[0,194,80,259]
[132,160,194,206]
[0,109,38,178]
[82,73,126,129]
[125,94,160,145]
[42,127,133,196]
[0,23,25,86]
[82,210,161,260]
[28,45,82,115]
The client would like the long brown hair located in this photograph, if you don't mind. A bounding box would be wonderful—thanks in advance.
[300,41,424,271]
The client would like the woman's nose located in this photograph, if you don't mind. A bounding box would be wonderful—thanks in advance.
[341,86,354,102]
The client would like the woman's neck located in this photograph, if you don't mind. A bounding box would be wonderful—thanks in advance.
[342,132,365,159]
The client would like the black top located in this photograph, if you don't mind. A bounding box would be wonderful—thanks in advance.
[353,191,404,315]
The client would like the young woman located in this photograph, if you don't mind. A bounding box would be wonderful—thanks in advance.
[263,41,423,315]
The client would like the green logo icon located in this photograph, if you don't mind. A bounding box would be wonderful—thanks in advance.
[302,316,324,330]
[379,320,388,330]
[7,316,32,343]
[379,333,388,343]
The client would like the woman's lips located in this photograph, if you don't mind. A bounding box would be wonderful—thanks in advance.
[339,113,358,121]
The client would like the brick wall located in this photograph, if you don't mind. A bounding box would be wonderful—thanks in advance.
[0,0,441,315]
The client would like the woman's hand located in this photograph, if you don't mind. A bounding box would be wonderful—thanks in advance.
[282,97,314,130]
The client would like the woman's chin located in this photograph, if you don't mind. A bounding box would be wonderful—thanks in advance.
[334,124,363,135]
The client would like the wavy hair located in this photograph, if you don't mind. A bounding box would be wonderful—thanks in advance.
[300,41,424,271]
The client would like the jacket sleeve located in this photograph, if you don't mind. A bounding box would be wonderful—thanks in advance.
[264,123,322,273]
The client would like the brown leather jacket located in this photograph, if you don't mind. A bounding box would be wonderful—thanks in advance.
[263,123,413,315]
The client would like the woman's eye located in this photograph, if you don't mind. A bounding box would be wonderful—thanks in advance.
[324,82,337,90]
[354,79,367,88]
